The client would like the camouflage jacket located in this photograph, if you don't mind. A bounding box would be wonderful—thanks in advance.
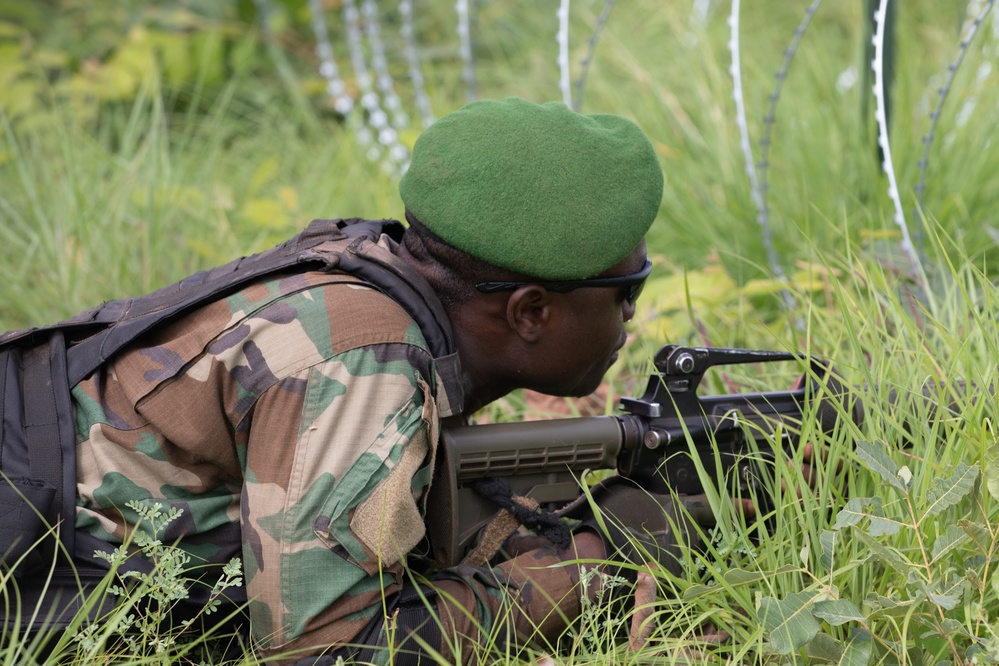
[71,234,459,659]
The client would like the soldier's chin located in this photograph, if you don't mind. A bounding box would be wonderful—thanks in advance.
[531,363,611,399]
[562,374,608,399]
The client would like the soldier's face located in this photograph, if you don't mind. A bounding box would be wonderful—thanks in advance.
[529,243,646,397]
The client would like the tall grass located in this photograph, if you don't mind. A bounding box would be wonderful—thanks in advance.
[1,1,998,663]
[0,86,400,328]
[625,222,999,662]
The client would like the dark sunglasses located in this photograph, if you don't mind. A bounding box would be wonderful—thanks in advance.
[475,258,653,306]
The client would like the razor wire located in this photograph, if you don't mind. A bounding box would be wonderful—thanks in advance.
[339,0,378,158]
[308,0,354,115]
[557,0,572,107]
[456,0,477,101]
[341,0,410,173]
[728,0,792,288]
[400,0,436,128]
[573,0,615,112]
[871,0,922,282]
[914,0,995,252]
[755,0,822,281]
[361,0,411,168]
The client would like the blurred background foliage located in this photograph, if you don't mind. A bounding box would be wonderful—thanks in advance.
[0,0,996,343]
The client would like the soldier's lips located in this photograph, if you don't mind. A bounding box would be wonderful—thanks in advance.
[609,337,627,366]
[608,349,622,368]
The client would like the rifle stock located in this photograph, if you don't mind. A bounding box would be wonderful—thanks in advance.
[428,416,626,566]
[427,344,867,567]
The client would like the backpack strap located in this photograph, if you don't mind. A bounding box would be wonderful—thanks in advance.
[59,220,382,378]
[312,230,465,414]
[23,334,77,557]
[0,333,76,572]
[53,218,464,410]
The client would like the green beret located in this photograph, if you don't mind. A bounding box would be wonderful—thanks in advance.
[399,97,663,280]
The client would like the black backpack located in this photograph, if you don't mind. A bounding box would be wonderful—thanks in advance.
[0,218,463,626]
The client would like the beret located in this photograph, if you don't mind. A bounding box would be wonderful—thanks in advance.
[399,97,663,280]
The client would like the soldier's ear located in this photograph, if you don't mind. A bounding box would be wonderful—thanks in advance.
[504,286,555,343]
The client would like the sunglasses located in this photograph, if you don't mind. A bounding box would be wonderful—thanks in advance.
[475,258,653,306]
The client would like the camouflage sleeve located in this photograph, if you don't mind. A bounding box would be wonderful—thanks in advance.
[71,272,441,660]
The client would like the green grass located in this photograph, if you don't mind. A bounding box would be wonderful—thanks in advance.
[2,1,999,663]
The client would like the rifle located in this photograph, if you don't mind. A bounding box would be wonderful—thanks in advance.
[426,344,865,567]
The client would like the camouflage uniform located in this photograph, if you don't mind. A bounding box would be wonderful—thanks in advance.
[72,235,582,663]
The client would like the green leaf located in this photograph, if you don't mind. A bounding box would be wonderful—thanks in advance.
[865,593,916,619]
[723,568,768,587]
[832,497,882,530]
[758,591,821,655]
[867,514,907,537]
[682,583,714,600]
[812,599,866,626]
[959,518,993,555]
[968,645,989,662]
[925,463,979,517]
[986,439,999,502]
[915,578,964,611]
[833,497,908,537]
[919,618,970,641]
[820,530,837,570]
[840,630,873,666]
[853,531,908,573]
[722,564,800,588]
[965,564,984,594]
[897,465,913,488]
[855,440,904,490]
[926,592,961,610]
[931,524,969,563]
[803,632,843,661]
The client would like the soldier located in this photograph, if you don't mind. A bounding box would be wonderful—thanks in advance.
[65,97,671,663]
